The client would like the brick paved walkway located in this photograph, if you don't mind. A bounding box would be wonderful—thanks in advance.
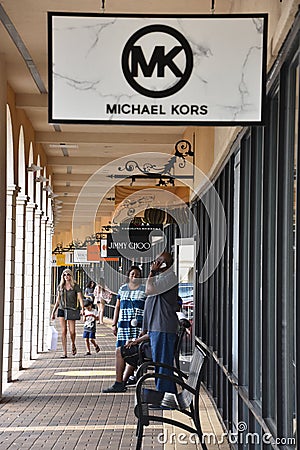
[0,319,230,449]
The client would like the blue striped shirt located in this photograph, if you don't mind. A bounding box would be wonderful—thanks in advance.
[116,283,146,347]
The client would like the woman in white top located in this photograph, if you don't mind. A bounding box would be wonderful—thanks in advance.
[94,277,112,324]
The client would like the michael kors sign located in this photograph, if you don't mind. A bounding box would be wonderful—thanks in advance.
[48,13,267,125]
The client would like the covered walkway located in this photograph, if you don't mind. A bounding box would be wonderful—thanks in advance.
[0,318,229,450]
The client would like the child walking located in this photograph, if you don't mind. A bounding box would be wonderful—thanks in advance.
[83,299,100,355]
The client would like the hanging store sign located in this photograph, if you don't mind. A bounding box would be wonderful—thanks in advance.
[56,254,66,266]
[48,13,267,125]
[87,244,101,262]
[106,227,163,258]
[100,238,107,258]
[73,249,87,263]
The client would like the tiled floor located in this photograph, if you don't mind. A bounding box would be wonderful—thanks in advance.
[0,319,230,449]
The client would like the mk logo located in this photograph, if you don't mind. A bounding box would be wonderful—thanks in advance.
[130,46,184,78]
[122,24,193,98]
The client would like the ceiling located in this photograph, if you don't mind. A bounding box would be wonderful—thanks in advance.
[0,0,263,241]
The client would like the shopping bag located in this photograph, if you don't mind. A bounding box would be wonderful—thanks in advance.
[47,325,58,351]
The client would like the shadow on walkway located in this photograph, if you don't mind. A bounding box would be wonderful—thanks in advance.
[0,319,229,449]
[0,319,161,449]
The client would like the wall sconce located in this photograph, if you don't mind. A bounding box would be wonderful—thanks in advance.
[43,185,58,199]
[27,163,42,172]
[43,185,57,199]
[49,192,59,199]
[36,175,49,183]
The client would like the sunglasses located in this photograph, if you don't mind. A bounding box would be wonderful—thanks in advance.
[63,273,71,277]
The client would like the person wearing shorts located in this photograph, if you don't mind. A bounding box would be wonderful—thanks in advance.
[51,269,84,358]
[102,333,149,393]
[120,344,139,368]
[93,277,113,324]
[103,266,146,393]
[83,299,100,355]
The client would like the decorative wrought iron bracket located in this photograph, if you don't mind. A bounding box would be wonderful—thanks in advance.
[109,139,193,186]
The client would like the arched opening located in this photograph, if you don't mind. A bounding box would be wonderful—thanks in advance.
[18,126,25,193]
[13,125,27,376]
[27,143,34,201]
[6,105,14,186]
[3,105,16,388]
[23,143,36,363]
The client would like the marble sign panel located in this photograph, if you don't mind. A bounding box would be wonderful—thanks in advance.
[48,13,267,125]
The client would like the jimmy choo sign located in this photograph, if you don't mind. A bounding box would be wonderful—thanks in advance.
[48,13,267,125]
[106,228,163,258]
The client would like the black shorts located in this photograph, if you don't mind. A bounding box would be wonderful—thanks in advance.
[57,309,65,318]
[120,345,139,369]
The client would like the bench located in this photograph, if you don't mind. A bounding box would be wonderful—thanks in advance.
[134,345,207,450]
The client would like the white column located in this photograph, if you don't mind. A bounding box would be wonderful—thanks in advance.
[31,209,42,358]
[38,215,47,352]
[0,56,7,395]
[22,201,36,364]
[13,194,28,376]
[43,220,53,351]
[3,186,18,387]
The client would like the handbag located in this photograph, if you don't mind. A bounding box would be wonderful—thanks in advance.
[138,340,152,363]
[64,308,81,321]
[62,289,81,321]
